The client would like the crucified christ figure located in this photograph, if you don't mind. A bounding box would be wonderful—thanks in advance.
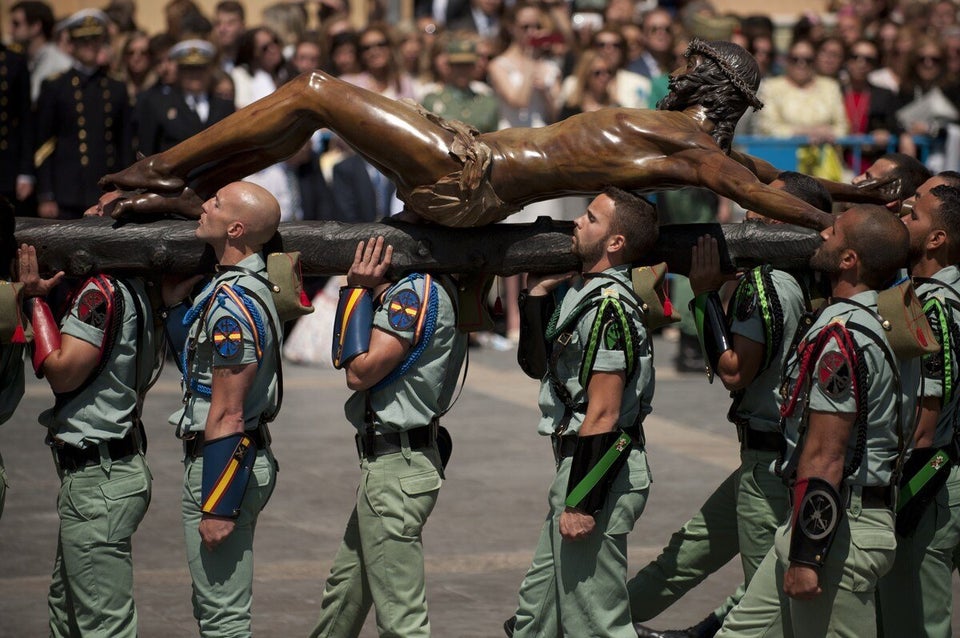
[100,39,880,230]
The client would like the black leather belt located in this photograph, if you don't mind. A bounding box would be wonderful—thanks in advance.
[183,424,271,459]
[742,427,783,453]
[859,485,894,509]
[52,428,142,472]
[553,423,645,461]
[356,423,436,459]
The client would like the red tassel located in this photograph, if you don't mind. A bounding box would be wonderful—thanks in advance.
[662,294,673,317]
[299,289,311,307]
[11,323,25,344]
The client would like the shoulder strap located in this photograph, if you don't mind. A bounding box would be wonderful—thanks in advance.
[237,287,283,424]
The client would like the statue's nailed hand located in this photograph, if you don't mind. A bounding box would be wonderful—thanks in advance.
[856,174,904,205]
[109,190,204,224]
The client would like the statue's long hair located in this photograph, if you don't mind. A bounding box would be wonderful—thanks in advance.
[658,40,762,155]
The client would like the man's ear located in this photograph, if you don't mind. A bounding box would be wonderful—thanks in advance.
[226,220,244,239]
[928,229,947,251]
[607,233,625,255]
[839,247,858,271]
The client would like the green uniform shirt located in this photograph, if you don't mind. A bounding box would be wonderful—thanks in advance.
[39,277,154,447]
[345,274,467,432]
[0,342,24,425]
[915,265,960,448]
[169,253,280,434]
[537,265,654,436]
[730,268,806,433]
[421,85,499,134]
[781,291,912,487]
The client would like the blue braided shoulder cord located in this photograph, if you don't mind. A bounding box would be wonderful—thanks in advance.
[371,274,439,392]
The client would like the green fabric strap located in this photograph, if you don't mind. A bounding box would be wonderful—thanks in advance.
[897,449,951,512]
[579,297,636,388]
[925,297,954,405]
[565,432,632,508]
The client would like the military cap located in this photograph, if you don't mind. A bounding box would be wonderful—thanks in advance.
[169,39,216,67]
[446,38,478,65]
[61,9,109,40]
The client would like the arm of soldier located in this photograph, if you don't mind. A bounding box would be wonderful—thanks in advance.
[338,237,411,389]
[693,153,833,230]
[913,397,940,448]
[783,409,853,600]
[16,245,95,393]
[198,361,257,550]
[559,370,626,541]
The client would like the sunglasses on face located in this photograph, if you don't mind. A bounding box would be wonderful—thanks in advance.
[849,53,878,65]
[591,68,612,77]
[919,55,943,65]
[645,24,670,34]
[359,40,389,53]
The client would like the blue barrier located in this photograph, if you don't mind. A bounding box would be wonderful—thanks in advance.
[734,135,931,175]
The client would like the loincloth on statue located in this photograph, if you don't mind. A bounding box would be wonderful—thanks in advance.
[398,101,519,227]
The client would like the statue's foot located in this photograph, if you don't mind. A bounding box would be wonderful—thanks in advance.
[110,189,203,224]
[99,156,185,194]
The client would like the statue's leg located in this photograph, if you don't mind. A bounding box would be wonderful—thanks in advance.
[101,71,459,194]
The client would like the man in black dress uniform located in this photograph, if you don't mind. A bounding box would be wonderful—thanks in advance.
[135,39,235,157]
[34,9,133,219]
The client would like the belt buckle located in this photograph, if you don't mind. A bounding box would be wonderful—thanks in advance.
[557,332,572,346]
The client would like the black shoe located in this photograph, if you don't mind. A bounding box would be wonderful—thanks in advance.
[503,616,516,637]
[636,613,722,638]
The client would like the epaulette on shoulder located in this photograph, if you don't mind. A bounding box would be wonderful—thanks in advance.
[7,42,24,55]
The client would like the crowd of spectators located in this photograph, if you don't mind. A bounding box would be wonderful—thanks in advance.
[8,0,960,352]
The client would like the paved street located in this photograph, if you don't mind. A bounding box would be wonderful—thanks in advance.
[1,335,958,637]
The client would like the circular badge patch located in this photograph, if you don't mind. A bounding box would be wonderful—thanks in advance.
[799,487,840,540]
[77,290,108,329]
[388,289,421,331]
[816,351,852,401]
[212,316,244,359]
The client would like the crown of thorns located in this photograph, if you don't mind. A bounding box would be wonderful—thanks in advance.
[685,38,764,111]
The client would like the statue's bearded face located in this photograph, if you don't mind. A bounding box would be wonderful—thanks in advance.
[658,53,704,111]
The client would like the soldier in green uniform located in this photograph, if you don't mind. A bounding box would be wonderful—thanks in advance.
[421,38,499,135]
[633,173,833,638]
[502,188,657,638]
[16,235,158,636]
[715,205,914,637]
[877,173,960,637]
[161,181,282,637]
[310,232,467,637]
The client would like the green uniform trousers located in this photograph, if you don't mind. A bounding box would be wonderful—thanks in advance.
[182,447,277,638]
[877,466,960,637]
[627,449,788,622]
[513,449,650,638]
[47,452,152,638]
[715,496,896,638]
[310,446,443,638]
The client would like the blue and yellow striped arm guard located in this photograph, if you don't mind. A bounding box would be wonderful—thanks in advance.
[692,291,732,383]
[201,432,257,519]
[332,286,373,369]
[565,430,633,516]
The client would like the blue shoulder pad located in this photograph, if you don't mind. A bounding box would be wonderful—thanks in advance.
[332,286,373,369]
[201,432,257,518]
